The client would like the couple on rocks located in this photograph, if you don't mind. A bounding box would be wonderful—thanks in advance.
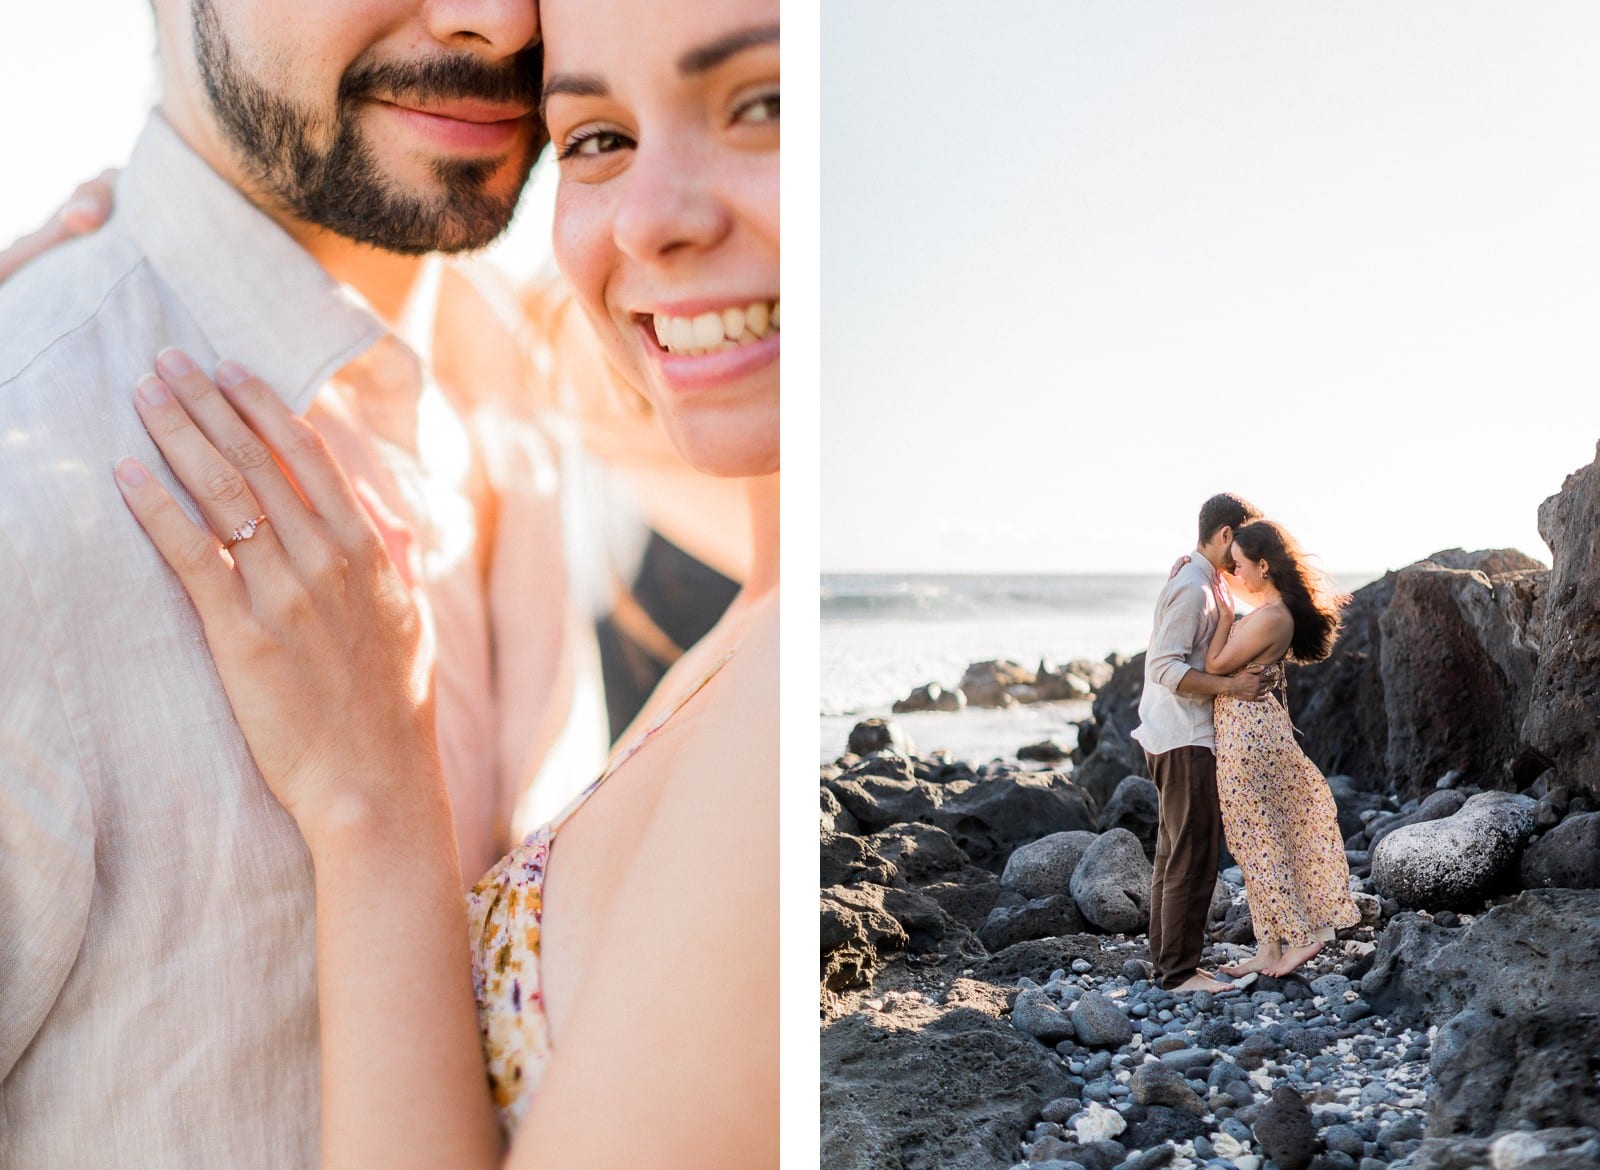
[1134,494,1360,993]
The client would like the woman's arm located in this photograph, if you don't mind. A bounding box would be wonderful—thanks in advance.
[1207,605,1292,676]
[116,358,501,1170]
[0,173,113,282]
[1205,580,1236,673]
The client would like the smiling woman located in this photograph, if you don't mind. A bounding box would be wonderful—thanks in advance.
[544,3,781,478]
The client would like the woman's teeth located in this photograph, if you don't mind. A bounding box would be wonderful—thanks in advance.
[652,299,780,356]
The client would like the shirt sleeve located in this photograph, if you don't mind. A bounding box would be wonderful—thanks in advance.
[0,521,95,1082]
[1147,579,1207,692]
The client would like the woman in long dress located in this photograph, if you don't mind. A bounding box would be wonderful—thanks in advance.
[1202,520,1360,979]
[105,0,780,1165]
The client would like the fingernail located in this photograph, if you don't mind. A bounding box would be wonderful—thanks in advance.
[62,195,102,226]
[114,458,148,488]
[136,375,171,406]
[215,360,250,390]
[155,348,195,379]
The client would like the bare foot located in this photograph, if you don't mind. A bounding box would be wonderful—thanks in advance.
[1219,951,1280,977]
[1264,940,1323,978]
[1171,972,1236,993]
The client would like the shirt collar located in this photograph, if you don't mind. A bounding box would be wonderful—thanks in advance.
[116,112,388,414]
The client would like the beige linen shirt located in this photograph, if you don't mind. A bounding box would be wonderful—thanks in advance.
[1131,556,1222,756]
[0,114,591,1168]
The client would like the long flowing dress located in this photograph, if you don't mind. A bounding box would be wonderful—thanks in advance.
[1214,646,1360,949]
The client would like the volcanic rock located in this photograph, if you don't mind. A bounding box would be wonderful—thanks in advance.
[1129,1061,1205,1115]
[1070,990,1133,1049]
[821,993,1073,1170]
[1525,441,1600,802]
[1371,790,1536,909]
[929,772,1097,869]
[1361,888,1600,1027]
[1253,1085,1318,1170]
[1427,1000,1600,1137]
[978,895,1087,951]
[1378,558,1545,796]
[1069,828,1152,934]
[1096,776,1160,857]
[847,718,914,758]
[961,659,1036,709]
[1000,830,1099,900]
[1520,811,1600,891]
[821,832,897,888]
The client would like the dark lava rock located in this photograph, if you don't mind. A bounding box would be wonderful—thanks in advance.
[931,772,1098,869]
[1073,719,1148,815]
[1520,811,1600,890]
[1129,1061,1205,1115]
[822,785,859,835]
[1427,1000,1600,1137]
[1370,791,1536,909]
[1096,776,1160,858]
[1234,1032,1282,1070]
[1122,1105,1207,1148]
[821,999,1073,1170]
[847,718,913,758]
[1282,1026,1339,1057]
[921,878,1003,932]
[828,771,936,834]
[1069,828,1152,934]
[821,832,898,888]
[979,894,1087,951]
[1253,1085,1318,1170]
[1378,557,1545,798]
[1000,830,1099,900]
[1018,739,1072,764]
[821,884,908,995]
[973,936,1104,986]
[868,822,973,884]
[1012,987,1077,1045]
[1362,889,1600,1028]
[1401,1127,1600,1170]
[1326,774,1386,842]
[961,659,1036,709]
[1070,990,1133,1049]
[1525,442,1600,803]
[894,683,963,714]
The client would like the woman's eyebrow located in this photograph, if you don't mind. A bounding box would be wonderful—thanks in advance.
[678,24,780,76]
[541,74,607,120]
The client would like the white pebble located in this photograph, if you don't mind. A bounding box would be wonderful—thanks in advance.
[1490,1131,1548,1169]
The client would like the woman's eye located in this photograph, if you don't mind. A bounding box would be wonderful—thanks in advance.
[734,91,779,126]
[559,129,632,160]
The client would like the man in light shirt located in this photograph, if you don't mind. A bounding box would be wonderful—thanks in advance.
[0,2,598,1165]
[1132,493,1269,994]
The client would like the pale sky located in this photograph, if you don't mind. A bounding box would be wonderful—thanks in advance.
[822,2,1600,573]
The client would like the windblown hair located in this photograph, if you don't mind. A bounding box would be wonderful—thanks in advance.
[1233,520,1350,664]
[1197,492,1263,546]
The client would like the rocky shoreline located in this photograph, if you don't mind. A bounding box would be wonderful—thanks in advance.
[821,443,1600,1170]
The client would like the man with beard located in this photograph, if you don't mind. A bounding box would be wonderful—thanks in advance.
[0,2,597,1165]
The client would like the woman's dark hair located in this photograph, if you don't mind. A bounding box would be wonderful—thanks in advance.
[1233,520,1349,663]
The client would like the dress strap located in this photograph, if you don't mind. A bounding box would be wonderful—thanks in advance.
[546,646,739,836]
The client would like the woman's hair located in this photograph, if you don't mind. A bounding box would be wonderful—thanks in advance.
[1233,520,1350,663]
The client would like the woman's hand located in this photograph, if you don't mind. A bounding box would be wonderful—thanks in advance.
[113,349,444,844]
[1168,553,1191,580]
[0,172,114,283]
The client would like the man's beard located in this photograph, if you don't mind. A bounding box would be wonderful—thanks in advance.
[193,0,543,255]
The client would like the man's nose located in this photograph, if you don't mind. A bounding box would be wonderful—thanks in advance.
[422,0,539,59]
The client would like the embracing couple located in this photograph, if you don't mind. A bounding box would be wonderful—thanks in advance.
[1133,494,1360,994]
[0,0,776,1167]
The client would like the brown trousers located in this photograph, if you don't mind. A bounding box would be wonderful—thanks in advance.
[1145,746,1222,989]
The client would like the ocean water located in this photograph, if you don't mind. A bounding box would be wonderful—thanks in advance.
[819,570,1379,764]
[820,573,1167,763]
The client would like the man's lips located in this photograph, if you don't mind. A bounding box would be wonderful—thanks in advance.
[377,99,534,152]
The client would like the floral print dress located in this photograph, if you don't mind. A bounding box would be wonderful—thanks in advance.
[1214,642,1360,949]
[465,650,735,1136]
